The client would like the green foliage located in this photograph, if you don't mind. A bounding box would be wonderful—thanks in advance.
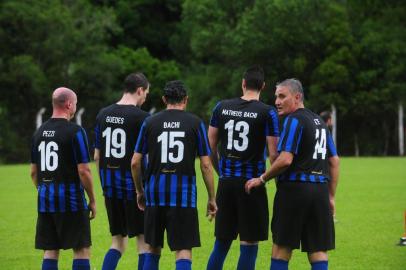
[0,0,405,162]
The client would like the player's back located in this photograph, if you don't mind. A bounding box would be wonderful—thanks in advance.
[31,118,90,212]
[95,104,149,199]
[278,108,337,183]
[210,97,279,179]
[136,109,210,207]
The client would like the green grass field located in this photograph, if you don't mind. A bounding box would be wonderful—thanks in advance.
[0,158,405,269]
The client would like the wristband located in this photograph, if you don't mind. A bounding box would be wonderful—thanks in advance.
[260,175,266,184]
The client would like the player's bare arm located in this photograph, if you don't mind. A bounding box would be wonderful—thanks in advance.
[131,152,145,211]
[30,163,38,188]
[93,149,100,174]
[199,155,218,221]
[245,151,293,193]
[78,163,96,219]
[328,155,340,215]
[267,136,279,164]
[208,126,220,175]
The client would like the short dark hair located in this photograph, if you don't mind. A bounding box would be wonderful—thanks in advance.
[124,73,149,93]
[243,65,265,91]
[163,80,187,104]
[320,111,332,123]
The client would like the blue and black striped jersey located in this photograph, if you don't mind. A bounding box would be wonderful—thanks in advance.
[31,118,90,213]
[209,98,279,179]
[135,109,210,208]
[277,108,337,183]
[94,104,149,199]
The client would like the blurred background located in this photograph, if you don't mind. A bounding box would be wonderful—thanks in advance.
[0,0,405,163]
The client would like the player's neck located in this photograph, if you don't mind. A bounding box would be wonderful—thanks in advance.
[166,104,185,111]
[51,110,70,120]
[117,93,141,106]
[241,89,260,101]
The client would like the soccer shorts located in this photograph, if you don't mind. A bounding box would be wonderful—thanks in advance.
[105,197,144,238]
[35,211,91,250]
[215,178,269,241]
[144,206,200,251]
[271,181,335,252]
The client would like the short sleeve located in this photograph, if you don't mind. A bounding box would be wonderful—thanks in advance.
[73,128,90,164]
[134,120,148,154]
[197,121,211,156]
[94,122,101,149]
[266,107,280,137]
[277,117,303,154]
[209,102,221,128]
[327,133,338,157]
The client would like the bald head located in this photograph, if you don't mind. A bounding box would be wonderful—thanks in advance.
[51,87,77,120]
[52,87,76,108]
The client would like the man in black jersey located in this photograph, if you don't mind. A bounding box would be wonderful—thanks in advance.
[30,87,96,270]
[246,79,340,270]
[206,66,280,270]
[131,80,217,270]
[94,73,150,270]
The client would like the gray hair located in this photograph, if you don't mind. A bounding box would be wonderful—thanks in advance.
[276,78,304,101]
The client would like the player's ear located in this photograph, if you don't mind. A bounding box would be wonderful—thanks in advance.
[135,87,143,96]
[162,96,167,105]
[242,79,246,91]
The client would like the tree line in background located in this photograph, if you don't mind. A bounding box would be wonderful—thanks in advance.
[0,0,405,163]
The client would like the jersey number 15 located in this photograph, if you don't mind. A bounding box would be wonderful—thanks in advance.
[158,131,185,163]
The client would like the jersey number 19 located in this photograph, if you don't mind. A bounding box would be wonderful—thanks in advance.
[102,127,126,158]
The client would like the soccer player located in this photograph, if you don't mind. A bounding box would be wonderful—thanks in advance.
[94,73,151,270]
[245,79,340,270]
[206,66,280,270]
[320,111,333,130]
[131,80,217,270]
[30,87,96,270]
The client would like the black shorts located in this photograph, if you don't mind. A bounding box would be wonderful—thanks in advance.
[271,182,335,252]
[215,178,269,241]
[35,211,91,250]
[144,206,200,251]
[105,197,144,238]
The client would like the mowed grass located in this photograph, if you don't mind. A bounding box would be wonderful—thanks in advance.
[0,158,405,269]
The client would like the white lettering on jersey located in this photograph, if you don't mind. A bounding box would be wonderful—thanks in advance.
[106,116,125,124]
[163,122,180,129]
[42,130,55,137]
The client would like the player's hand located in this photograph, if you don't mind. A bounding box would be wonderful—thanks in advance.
[245,178,263,194]
[137,192,146,211]
[329,195,336,216]
[206,198,217,222]
[88,200,96,220]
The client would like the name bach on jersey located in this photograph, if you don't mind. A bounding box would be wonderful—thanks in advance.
[277,108,337,182]
[31,118,90,213]
[94,104,149,200]
[135,109,211,208]
[210,98,279,179]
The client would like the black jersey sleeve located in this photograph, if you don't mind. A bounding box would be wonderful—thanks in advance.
[266,107,280,137]
[94,122,101,149]
[72,128,90,164]
[197,121,211,156]
[277,116,303,154]
[209,102,221,128]
[327,133,338,157]
[134,120,148,154]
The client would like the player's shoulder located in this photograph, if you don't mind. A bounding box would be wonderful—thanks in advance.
[290,108,320,125]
